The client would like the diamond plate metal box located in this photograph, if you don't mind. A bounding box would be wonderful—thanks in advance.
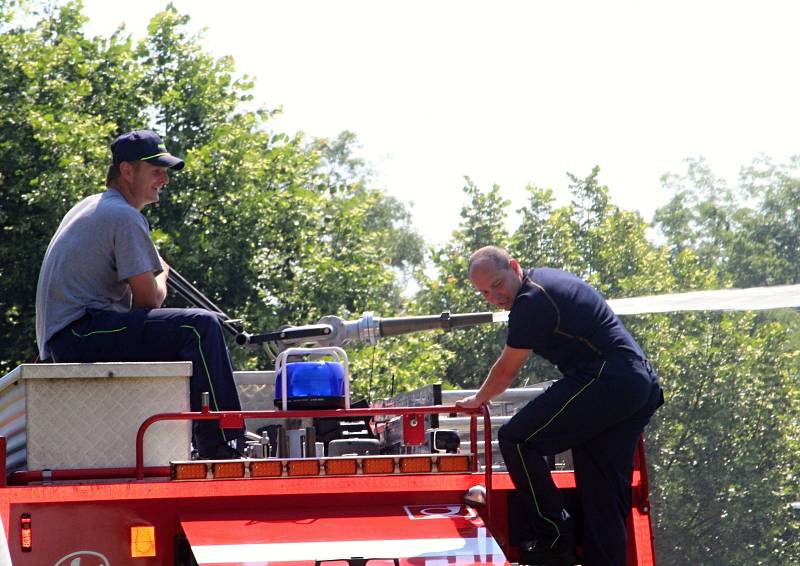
[233,370,277,432]
[0,362,192,471]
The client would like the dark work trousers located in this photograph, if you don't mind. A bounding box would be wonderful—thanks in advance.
[48,307,244,453]
[498,354,662,566]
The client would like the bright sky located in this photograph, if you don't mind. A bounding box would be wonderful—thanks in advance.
[81,0,800,246]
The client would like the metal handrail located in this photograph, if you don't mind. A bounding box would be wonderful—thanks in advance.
[134,403,495,519]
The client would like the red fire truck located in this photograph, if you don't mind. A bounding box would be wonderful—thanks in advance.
[0,291,656,565]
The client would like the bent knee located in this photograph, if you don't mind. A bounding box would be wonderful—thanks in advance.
[498,421,549,453]
[184,308,223,329]
[498,422,526,446]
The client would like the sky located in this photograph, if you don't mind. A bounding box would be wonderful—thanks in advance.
[80,0,800,246]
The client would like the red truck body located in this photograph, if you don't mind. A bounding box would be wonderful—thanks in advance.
[0,404,655,565]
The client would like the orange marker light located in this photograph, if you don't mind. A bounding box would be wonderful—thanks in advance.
[437,455,471,472]
[362,457,396,475]
[287,460,320,476]
[251,460,283,478]
[172,462,207,480]
[20,513,31,552]
[130,525,156,558]
[325,458,358,476]
[400,456,433,473]
[213,462,246,479]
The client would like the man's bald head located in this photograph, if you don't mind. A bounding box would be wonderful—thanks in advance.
[468,246,523,310]
[468,245,513,276]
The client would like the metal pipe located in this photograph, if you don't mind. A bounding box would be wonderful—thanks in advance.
[377,312,494,337]
[482,403,493,522]
[262,311,497,352]
[0,436,6,488]
[167,271,218,313]
[440,386,551,404]
[236,325,334,347]
[469,415,478,472]
[168,270,219,311]
[8,467,171,486]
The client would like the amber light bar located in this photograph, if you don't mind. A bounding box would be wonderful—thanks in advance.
[171,454,472,480]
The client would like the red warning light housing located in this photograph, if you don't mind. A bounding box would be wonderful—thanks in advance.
[20,513,32,552]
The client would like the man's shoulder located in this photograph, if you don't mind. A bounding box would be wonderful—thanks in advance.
[531,268,601,295]
[530,267,581,285]
[98,189,132,211]
[65,191,102,215]
[96,190,146,224]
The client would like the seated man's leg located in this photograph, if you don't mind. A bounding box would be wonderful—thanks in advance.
[50,308,244,455]
[139,308,244,454]
[48,308,149,363]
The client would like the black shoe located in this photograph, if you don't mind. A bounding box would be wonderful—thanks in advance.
[197,443,246,460]
[518,534,575,566]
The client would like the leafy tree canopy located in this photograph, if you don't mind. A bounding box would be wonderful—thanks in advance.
[0,2,797,563]
[0,1,428,382]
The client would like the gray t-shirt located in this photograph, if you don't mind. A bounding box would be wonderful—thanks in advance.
[35,188,162,359]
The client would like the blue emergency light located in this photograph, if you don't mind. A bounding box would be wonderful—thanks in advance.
[274,361,347,409]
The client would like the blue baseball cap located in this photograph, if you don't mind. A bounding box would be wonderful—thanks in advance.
[110,130,185,170]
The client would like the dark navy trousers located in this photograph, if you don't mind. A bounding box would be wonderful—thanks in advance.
[48,307,244,453]
[498,355,662,566]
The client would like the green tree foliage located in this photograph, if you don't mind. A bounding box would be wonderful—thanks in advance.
[416,179,511,388]
[0,1,142,368]
[0,2,427,383]
[420,167,799,564]
[1,2,798,564]
[655,156,800,287]
[650,157,800,564]
[644,313,800,564]
[511,168,675,297]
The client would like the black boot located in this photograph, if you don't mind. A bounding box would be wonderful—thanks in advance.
[518,531,575,566]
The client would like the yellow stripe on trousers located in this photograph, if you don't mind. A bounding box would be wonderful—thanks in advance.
[515,361,606,547]
[181,324,230,442]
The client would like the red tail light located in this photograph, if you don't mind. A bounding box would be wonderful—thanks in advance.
[20,513,32,552]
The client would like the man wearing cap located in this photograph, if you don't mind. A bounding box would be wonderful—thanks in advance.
[35,130,244,460]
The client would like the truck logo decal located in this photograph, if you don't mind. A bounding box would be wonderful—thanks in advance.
[403,504,477,520]
[54,550,110,566]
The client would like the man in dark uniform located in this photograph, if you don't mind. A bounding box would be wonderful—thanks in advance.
[456,246,663,566]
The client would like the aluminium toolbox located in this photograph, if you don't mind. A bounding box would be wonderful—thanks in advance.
[0,362,192,472]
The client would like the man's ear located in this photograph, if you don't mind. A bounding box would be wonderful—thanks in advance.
[509,258,522,276]
[119,161,135,178]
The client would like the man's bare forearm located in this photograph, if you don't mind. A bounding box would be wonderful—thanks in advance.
[474,362,517,403]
